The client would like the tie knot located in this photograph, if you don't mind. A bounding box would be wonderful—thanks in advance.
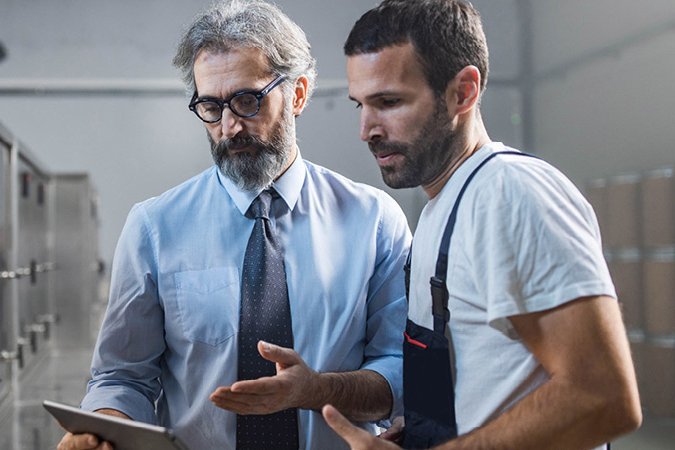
[249,189,274,219]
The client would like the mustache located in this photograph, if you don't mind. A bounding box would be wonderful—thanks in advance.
[368,140,409,156]
[214,133,269,154]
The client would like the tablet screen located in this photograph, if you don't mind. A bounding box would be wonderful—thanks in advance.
[43,400,190,450]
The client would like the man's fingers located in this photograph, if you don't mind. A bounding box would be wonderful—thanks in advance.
[57,432,110,450]
[322,404,372,446]
[257,340,300,367]
[210,390,283,415]
[210,386,232,397]
[379,416,404,441]
[211,383,276,398]
[230,376,280,394]
[211,390,266,405]
[211,396,260,414]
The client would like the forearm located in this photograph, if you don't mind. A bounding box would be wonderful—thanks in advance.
[302,369,392,422]
[434,376,640,450]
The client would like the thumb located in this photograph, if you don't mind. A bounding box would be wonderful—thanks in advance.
[257,340,300,367]
[323,404,372,448]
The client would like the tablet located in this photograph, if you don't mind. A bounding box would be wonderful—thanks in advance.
[43,400,190,450]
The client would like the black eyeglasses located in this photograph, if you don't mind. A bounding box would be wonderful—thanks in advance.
[188,75,286,123]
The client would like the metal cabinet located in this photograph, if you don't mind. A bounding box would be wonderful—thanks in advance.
[52,174,102,348]
[0,129,12,405]
[15,158,53,371]
[0,121,100,405]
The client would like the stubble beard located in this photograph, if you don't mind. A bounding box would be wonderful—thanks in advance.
[369,99,460,189]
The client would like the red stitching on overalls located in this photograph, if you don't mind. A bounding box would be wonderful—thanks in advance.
[404,331,428,349]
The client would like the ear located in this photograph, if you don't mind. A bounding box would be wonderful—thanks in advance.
[445,65,482,116]
[291,75,309,116]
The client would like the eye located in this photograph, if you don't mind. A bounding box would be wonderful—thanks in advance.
[380,98,400,108]
[198,102,220,114]
[354,102,363,110]
[234,94,257,109]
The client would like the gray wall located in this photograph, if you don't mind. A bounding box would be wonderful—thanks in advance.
[1,0,673,264]
[530,0,675,181]
[0,0,432,264]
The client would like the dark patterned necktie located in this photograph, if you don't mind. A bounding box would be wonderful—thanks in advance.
[237,189,298,450]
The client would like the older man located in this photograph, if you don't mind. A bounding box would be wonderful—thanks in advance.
[58,1,409,449]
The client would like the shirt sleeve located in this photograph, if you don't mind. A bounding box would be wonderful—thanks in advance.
[469,161,616,336]
[80,203,165,425]
[360,191,412,420]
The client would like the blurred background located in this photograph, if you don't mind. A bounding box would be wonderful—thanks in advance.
[0,0,674,448]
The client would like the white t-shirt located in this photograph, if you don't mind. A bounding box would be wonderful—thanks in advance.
[408,142,616,443]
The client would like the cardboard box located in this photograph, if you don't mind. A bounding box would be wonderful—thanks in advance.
[643,256,675,335]
[641,168,675,248]
[641,338,675,417]
[606,174,641,249]
[609,256,643,331]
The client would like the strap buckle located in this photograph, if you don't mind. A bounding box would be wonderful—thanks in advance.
[430,276,450,323]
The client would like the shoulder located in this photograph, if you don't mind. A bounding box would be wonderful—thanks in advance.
[303,159,404,213]
[470,151,592,217]
[450,149,601,258]
[475,151,568,191]
[301,160,410,243]
[133,166,217,217]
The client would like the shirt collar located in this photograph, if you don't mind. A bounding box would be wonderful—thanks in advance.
[217,148,306,216]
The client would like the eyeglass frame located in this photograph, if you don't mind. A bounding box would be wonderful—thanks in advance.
[188,74,287,122]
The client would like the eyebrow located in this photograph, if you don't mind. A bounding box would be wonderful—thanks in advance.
[348,91,402,102]
[197,85,259,100]
[197,76,277,100]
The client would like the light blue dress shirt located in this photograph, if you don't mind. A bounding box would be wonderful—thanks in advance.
[80,152,411,450]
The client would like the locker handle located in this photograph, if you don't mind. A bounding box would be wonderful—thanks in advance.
[30,260,37,284]
[15,338,29,369]
[25,324,46,353]
[37,314,58,340]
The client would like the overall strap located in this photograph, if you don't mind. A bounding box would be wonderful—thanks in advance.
[404,249,412,301]
[431,150,536,333]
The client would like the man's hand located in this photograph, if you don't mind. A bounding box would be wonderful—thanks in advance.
[209,341,318,414]
[379,416,405,442]
[57,433,112,450]
[57,409,128,450]
[323,405,401,450]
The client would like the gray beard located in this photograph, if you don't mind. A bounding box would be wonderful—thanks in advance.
[208,110,294,192]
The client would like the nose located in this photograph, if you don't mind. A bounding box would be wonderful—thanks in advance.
[359,108,383,143]
[219,108,244,140]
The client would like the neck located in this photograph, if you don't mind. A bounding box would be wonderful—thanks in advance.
[422,117,490,199]
[274,144,298,182]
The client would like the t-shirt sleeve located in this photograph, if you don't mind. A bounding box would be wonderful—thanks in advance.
[467,161,616,337]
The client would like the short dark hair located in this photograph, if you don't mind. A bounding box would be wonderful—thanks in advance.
[344,0,489,94]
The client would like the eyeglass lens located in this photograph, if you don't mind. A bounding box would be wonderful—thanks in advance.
[193,93,259,122]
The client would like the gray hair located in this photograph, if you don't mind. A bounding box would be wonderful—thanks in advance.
[173,0,317,100]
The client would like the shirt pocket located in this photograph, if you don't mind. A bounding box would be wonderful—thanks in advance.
[174,266,240,346]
